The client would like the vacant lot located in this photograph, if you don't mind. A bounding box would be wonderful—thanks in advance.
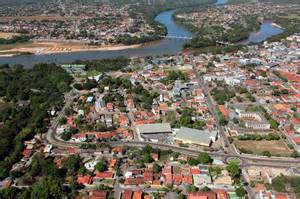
[234,140,292,156]
[0,32,20,39]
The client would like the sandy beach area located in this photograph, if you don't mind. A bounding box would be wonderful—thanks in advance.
[0,41,142,57]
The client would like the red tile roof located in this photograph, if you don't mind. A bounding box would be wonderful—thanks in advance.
[173,174,183,185]
[22,148,32,158]
[122,190,133,199]
[77,175,93,185]
[274,193,288,199]
[216,190,228,199]
[291,117,300,125]
[112,147,123,154]
[218,105,229,119]
[244,79,258,88]
[95,131,118,139]
[165,173,173,185]
[153,179,161,186]
[125,177,144,185]
[90,190,107,199]
[188,192,217,199]
[293,137,300,145]
[162,166,172,175]
[95,171,114,179]
[119,114,130,126]
[144,194,151,199]
[144,170,153,182]
[183,175,193,185]
[280,72,300,83]
[106,103,114,110]
[133,191,143,199]
[191,168,201,175]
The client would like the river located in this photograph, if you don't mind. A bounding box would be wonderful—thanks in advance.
[0,0,283,67]
[243,21,283,44]
[0,10,192,67]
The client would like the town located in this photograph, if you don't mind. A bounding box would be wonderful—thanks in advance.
[0,0,299,198]
[0,32,298,198]
[0,0,160,48]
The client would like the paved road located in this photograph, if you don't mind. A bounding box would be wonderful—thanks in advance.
[192,60,235,154]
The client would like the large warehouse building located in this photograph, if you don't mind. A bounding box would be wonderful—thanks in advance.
[174,127,218,147]
[136,123,172,142]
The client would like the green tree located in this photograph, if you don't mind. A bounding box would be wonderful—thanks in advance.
[291,151,299,158]
[59,117,67,125]
[187,185,198,193]
[262,151,271,157]
[235,186,246,197]
[202,186,211,192]
[30,176,64,198]
[178,193,185,199]
[142,153,153,163]
[62,155,81,176]
[0,187,20,199]
[209,167,222,178]
[198,152,212,165]
[187,157,199,166]
[95,159,107,172]
[272,175,286,192]
[226,161,241,183]
[153,163,162,173]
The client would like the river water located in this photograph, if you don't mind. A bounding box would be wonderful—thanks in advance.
[244,21,283,44]
[0,0,283,67]
[0,10,192,67]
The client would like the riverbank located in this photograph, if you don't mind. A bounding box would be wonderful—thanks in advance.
[0,41,143,57]
[0,9,192,67]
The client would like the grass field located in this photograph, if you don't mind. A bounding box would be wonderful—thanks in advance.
[234,140,292,156]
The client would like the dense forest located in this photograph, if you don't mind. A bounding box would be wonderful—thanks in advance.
[0,63,72,180]
[73,57,130,72]
[0,35,30,45]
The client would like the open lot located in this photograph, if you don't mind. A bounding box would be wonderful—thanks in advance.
[234,140,292,156]
[0,32,20,39]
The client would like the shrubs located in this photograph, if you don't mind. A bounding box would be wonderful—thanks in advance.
[237,133,280,141]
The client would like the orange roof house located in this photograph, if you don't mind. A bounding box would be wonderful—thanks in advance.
[183,175,193,185]
[216,190,228,199]
[188,192,217,199]
[106,102,114,111]
[125,177,144,185]
[293,137,300,145]
[119,114,130,127]
[144,170,153,183]
[89,190,107,199]
[77,175,93,185]
[162,165,172,175]
[95,171,114,179]
[133,191,143,199]
[122,190,133,199]
[191,167,201,175]
[291,117,300,125]
[173,174,183,185]
[22,148,32,158]
[218,105,229,119]
[164,173,173,185]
